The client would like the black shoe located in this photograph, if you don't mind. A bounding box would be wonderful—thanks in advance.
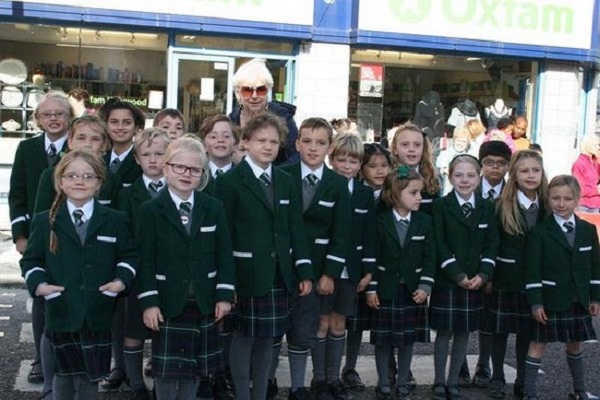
[289,387,314,400]
[431,384,446,400]
[213,373,234,400]
[446,385,461,400]
[489,379,506,399]
[569,392,589,400]
[329,380,353,400]
[311,380,334,400]
[375,387,393,400]
[341,369,365,391]
[196,375,213,398]
[143,361,153,377]
[472,364,491,388]
[125,388,151,400]
[388,365,398,387]
[396,385,412,400]
[513,382,525,400]
[100,368,127,390]
[267,378,279,400]
[458,362,471,388]
[407,370,417,390]
[28,361,44,384]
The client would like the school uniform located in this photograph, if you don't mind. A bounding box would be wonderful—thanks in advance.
[105,146,142,188]
[136,188,234,379]
[525,214,600,343]
[9,133,68,241]
[430,191,499,332]
[20,200,138,381]
[478,178,505,201]
[203,162,233,197]
[368,208,436,347]
[418,189,440,216]
[34,166,122,214]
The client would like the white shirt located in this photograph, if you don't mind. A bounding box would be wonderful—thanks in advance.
[44,133,67,155]
[142,175,166,191]
[517,190,538,210]
[245,156,272,180]
[348,179,354,195]
[392,209,411,223]
[553,214,576,232]
[481,178,504,200]
[110,144,133,164]
[169,189,194,209]
[67,199,94,224]
[455,192,476,208]
[208,161,233,177]
[300,162,324,181]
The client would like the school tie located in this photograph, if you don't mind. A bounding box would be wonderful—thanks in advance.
[397,218,409,246]
[72,209,84,227]
[305,173,319,187]
[563,221,574,233]
[259,172,271,187]
[563,221,575,247]
[215,169,224,177]
[148,181,163,198]
[179,202,192,234]
[47,143,58,166]
[462,202,473,219]
[110,157,121,173]
[487,188,495,199]
[529,203,538,211]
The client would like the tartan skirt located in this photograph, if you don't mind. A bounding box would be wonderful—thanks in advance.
[152,300,221,379]
[47,330,111,382]
[430,287,483,333]
[489,288,532,335]
[235,283,290,338]
[370,285,430,347]
[531,302,597,343]
[346,292,372,332]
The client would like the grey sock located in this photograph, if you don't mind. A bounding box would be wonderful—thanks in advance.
[229,332,253,400]
[375,344,391,391]
[344,330,362,371]
[491,333,508,382]
[524,355,541,397]
[76,376,98,400]
[123,344,145,391]
[251,338,273,400]
[515,334,530,385]
[41,333,55,396]
[53,375,74,400]
[311,337,327,383]
[434,332,451,386]
[567,351,586,394]
[219,331,232,370]
[268,337,282,381]
[288,345,309,391]
[396,344,413,388]
[447,332,469,387]
[32,298,44,363]
[111,298,126,371]
[478,331,492,369]
[326,333,346,383]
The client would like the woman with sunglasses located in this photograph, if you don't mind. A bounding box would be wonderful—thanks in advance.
[229,58,299,165]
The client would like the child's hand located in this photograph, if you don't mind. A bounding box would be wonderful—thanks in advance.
[468,275,483,290]
[532,307,548,325]
[15,237,27,255]
[366,293,379,309]
[482,281,493,294]
[458,277,470,289]
[299,279,312,296]
[589,303,600,317]
[357,274,372,292]
[318,275,334,296]
[143,307,164,331]
[214,301,232,322]
[35,283,65,297]
[99,279,125,294]
[412,289,428,304]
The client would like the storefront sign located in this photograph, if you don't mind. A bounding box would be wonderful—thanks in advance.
[19,0,314,26]
[359,64,383,98]
[90,95,147,107]
[359,0,594,50]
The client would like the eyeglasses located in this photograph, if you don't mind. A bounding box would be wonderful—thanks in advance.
[38,111,69,120]
[239,85,268,97]
[62,173,99,182]
[481,159,509,167]
[166,162,203,177]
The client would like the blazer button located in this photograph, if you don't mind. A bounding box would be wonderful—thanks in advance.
[80,285,85,290]
[270,251,277,258]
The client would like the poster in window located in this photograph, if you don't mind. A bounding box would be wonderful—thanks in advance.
[359,64,383,98]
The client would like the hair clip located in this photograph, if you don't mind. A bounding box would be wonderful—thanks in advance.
[397,165,411,179]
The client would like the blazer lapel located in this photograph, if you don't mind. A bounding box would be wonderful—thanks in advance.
[156,190,190,238]
[239,162,273,212]
[53,204,82,246]
[190,192,207,238]
[545,217,572,251]
[33,136,51,170]
[308,167,331,210]
[132,179,151,204]
[380,210,402,250]
[85,202,108,242]
[445,194,470,228]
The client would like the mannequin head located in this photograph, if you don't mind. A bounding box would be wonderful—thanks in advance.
[493,98,505,109]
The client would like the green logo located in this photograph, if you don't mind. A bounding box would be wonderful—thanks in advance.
[388,0,432,24]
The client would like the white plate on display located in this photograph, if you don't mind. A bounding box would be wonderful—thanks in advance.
[1,85,24,107]
[0,58,27,85]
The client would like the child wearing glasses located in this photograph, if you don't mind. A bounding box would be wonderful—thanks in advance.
[136,136,235,400]
[9,90,73,395]
[20,150,138,400]
[215,113,313,400]
[478,141,511,201]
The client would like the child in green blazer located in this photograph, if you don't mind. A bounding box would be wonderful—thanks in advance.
[215,113,313,400]
[20,150,138,400]
[282,117,351,399]
[430,154,499,400]
[524,175,600,400]
[366,166,436,400]
[137,137,235,400]
[488,150,548,399]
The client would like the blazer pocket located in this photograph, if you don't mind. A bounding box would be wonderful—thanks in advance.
[155,274,166,281]
[579,246,592,252]
[97,235,117,243]
[233,251,253,258]
[101,290,118,297]
[44,292,62,301]
[279,199,290,205]
[318,200,335,208]
[200,225,216,233]
[315,238,330,245]
[496,257,516,264]
[411,236,425,241]
[354,208,368,214]
[207,270,217,279]
[478,224,488,229]
[542,280,557,286]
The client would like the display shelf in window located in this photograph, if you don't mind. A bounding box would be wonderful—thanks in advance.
[0,83,47,138]
[48,78,165,99]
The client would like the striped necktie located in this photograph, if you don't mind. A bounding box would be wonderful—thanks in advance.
[305,173,318,187]
[72,209,84,227]
[462,202,473,219]
[259,172,271,187]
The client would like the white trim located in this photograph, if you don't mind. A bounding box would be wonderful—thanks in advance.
[200,225,217,232]
[441,258,456,269]
[216,283,235,291]
[98,200,111,205]
[420,276,434,283]
[155,274,166,281]
[10,216,28,225]
[43,292,61,301]
[233,251,253,258]
[354,208,368,214]
[24,267,44,282]
[370,281,378,285]
[365,290,377,294]
[591,280,600,285]
[295,259,311,267]
[415,268,422,273]
[579,246,592,252]
[496,257,516,264]
[356,246,363,251]
[478,224,488,229]
[377,266,385,271]
[361,257,376,262]
[326,254,345,264]
[101,290,118,297]
[279,199,290,205]
[481,258,496,266]
[117,262,136,277]
[421,198,433,203]
[122,183,132,188]
[526,283,542,290]
[97,235,117,243]
[411,236,425,241]
[137,290,158,299]
[207,271,217,278]
[318,200,335,208]
[315,238,330,245]
[542,280,556,286]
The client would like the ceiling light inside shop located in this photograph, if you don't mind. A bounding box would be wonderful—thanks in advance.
[400,52,434,60]
[466,57,482,61]
[56,43,135,51]
[64,27,158,39]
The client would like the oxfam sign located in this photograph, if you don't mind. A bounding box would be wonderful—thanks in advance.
[359,0,593,50]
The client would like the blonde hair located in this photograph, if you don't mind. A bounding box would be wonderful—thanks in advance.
[331,132,364,161]
[390,122,440,195]
[69,115,110,153]
[134,127,171,154]
[49,150,107,254]
[381,167,423,209]
[548,175,581,202]
[497,150,548,236]
[453,127,471,140]
[448,154,481,176]
[232,59,274,101]
[34,90,74,125]
[164,136,210,191]
[465,119,486,141]
[579,134,600,157]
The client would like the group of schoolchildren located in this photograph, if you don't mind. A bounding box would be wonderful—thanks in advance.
[10,90,600,400]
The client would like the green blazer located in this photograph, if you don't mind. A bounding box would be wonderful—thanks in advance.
[432,191,499,288]
[215,161,313,297]
[20,201,138,332]
[136,190,235,317]
[345,179,377,282]
[34,166,121,214]
[117,177,155,230]
[104,151,142,187]
[369,208,436,299]
[525,216,600,312]
[418,190,440,216]
[9,135,68,241]
[493,201,546,291]
[283,163,351,280]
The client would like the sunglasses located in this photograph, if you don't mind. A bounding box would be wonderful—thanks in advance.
[239,85,268,97]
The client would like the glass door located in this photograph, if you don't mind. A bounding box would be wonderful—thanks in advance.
[167,52,234,134]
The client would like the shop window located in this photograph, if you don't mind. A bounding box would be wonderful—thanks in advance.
[176,34,294,55]
[0,23,168,138]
